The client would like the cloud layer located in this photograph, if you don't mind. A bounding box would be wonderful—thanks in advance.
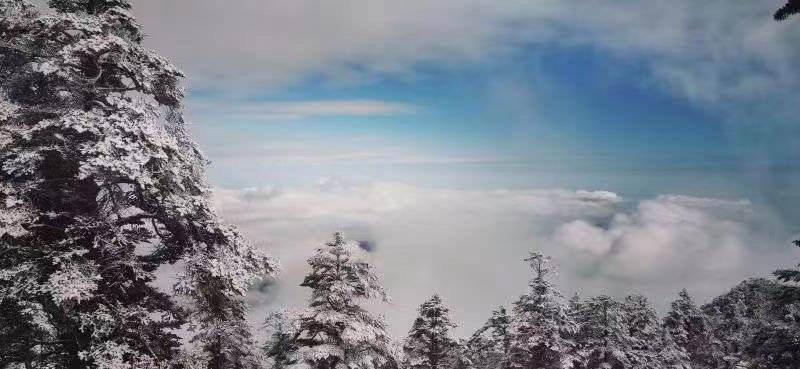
[207,182,796,337]
[135,0,800,117]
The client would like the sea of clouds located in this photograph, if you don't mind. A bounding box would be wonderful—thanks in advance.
[206,181,797,336]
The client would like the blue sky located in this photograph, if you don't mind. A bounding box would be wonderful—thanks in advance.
[135,0,800,334]
[183,41,799,217]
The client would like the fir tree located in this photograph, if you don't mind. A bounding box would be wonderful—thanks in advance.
[658,331,691,369]
[451,339,476,369]
[507,253,578,369]
[619,294,667,369]
[572,296,629,369]
[265,232,394,369]
[263,310,301,369]
[466,306,511,369]
[662,289,720,369]
[403,294,460,369]
[0,0,276,367]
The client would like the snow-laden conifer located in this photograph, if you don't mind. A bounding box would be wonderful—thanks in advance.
[0,1,276,367]
[619,294,668,369]
[265,232,394,369]
[662,289,720,369]
[507,253,579,369]
[466,306,511,369]
[571,296,629,369]
[403,294,460,369]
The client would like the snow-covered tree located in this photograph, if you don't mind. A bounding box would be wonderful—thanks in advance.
[507,253,578,369]
[0,0,276,367]
[703,278,800,369]
[703,279,772,368]
[572,294,685,369]
[662,289,720,369]
[403,294,460,369]
[774,239,800,305]
[265,232,394,369]
[619,294,668,369]
[775,240,800,284]
[466,306,511,369]
[451,339,475,369]
[571,296,630,369]
[263,310,302,369]
[658,331,691,369]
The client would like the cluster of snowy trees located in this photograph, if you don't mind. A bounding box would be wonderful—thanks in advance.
[1,0,799,368]
[261,236,800,369]
[459,254,800,369]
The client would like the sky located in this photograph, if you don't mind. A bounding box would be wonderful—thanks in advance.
[131,0,800,337]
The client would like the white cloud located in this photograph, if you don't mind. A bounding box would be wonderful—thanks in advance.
[135,0,800,117]
[202,182,794,337]
[554,195,757,284]
[190,99,414,120]
[554,220,613,255]
[214,182,621,224]
[199,141,497,166]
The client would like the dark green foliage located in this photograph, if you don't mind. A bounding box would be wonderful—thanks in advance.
[774,0,800,21]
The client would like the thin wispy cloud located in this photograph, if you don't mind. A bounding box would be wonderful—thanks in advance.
[203,142,497,165]
[190,99,414,120]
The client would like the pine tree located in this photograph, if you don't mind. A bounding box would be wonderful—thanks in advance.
[572,296,629,369]
[451,339,476,369]
[619,295,667,369]
[573,294,684,369]
[658,331,691,369]
[0,0,276,367]
[507,253,578,369]
[466,306,511,369]
[662,289,720,369]
[403,294,460,369]
[265,232,394,369]
[263,310,301,369]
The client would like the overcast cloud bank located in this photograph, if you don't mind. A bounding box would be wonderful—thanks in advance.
[207,182,797,336]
